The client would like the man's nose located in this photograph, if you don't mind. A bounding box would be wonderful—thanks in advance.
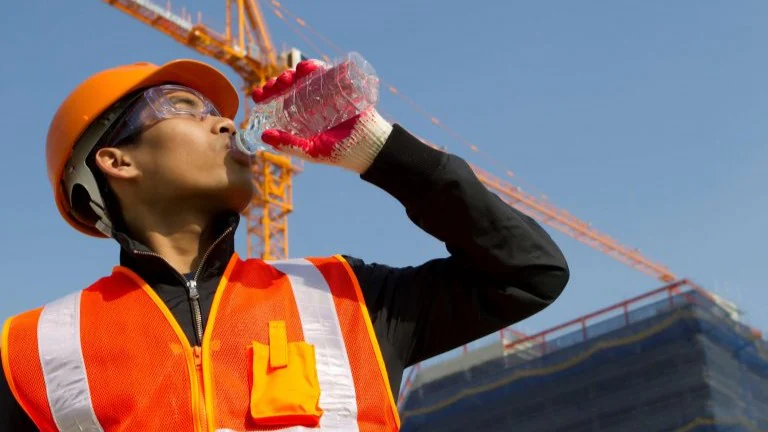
[213,117,237,136]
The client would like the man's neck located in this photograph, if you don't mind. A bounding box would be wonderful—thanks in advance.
[124,209,222,275]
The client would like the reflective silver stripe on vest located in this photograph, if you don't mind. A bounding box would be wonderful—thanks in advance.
[38,291,104,432]
[270,259,359,432]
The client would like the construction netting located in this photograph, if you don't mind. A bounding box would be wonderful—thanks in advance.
[399,288,768,432]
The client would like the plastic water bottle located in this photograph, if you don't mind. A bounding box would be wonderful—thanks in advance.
[234,52,380,154]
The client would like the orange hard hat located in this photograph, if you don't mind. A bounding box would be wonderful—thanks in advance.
[46,59,240,238]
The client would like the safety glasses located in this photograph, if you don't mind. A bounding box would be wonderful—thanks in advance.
[101,84,223,147]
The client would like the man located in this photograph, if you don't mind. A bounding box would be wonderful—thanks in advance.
[0,58,569,431]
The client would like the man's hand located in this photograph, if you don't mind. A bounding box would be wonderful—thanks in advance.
[252,60,393,174]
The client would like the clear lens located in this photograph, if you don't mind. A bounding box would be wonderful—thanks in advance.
[145,85,218,119]
[102,84,221,147]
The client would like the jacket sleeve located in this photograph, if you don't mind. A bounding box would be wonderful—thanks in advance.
[345,125,570,376]
[0,350,38,431]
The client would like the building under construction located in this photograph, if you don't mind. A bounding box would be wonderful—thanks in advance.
[398,281,768,432]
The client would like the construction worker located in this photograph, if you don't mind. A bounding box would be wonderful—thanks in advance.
[0,58,569,431]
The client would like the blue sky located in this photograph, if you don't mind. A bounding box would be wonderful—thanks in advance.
[1,0,767,357]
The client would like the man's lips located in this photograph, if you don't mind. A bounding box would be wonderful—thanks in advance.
[227,136,253,166]
[228,148,252,166]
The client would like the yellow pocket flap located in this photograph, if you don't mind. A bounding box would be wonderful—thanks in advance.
[269,321,288,369]
[251,339,323,427]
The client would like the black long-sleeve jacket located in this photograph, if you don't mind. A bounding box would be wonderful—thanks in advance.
[0,125,569,430]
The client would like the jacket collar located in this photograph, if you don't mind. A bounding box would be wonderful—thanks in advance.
[114,212,240,287]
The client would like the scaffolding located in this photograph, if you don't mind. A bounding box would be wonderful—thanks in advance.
[399,281,768,431]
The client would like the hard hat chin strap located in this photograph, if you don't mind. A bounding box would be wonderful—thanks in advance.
[94,216,114,237]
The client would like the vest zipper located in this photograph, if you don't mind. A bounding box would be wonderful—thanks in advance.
[130,225,234,431]
[187,225,233,343]
[187,280,204,344]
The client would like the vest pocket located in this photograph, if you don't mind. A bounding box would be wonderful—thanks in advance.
[250,321,323,426]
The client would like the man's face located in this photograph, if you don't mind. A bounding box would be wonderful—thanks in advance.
[112,90,255,215]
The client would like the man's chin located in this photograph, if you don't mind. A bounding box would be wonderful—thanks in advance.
[226,185,255,214]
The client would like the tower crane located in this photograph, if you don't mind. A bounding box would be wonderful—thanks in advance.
[101,0,677,283]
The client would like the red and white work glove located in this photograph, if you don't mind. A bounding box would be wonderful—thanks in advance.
[251,60,393,174]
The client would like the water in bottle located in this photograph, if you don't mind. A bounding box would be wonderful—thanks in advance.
[233,52,380,155]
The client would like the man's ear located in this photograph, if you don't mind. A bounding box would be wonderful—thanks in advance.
[94,147,140,181]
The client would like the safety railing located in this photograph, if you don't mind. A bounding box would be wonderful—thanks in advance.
[502,279,748,359]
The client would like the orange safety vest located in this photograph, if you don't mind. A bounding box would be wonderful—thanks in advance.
[1,255,400,432]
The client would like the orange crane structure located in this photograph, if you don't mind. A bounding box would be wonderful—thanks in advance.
[100,0,677,283]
